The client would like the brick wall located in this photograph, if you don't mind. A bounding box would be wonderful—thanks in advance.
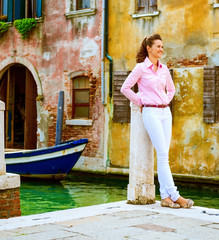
[46,74,104,158]
[0,187,21,219]
[167,54,208,68]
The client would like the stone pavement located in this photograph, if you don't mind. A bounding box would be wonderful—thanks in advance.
[0,201,218,240]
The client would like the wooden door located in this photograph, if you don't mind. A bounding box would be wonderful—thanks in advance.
[24,69,37,149]
[6,69,15,148]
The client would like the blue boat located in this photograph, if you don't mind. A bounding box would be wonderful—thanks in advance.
[5,138,88,180]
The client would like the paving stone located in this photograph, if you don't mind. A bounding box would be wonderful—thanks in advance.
[9,224,69,235]
[202,223,219,230]
[131,232,188,240]
[133,223,176,232]
[89,226,148,240]
[2,229,79,240]
[111,210,157,219]
[56,235,95,240]
[177,225,219,240]
[144,212,211,230]
[0,231,21,238]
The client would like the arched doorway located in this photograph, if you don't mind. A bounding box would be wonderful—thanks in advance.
[0,64,37,149]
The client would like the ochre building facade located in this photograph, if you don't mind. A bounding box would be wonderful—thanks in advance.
[107,0,219,177]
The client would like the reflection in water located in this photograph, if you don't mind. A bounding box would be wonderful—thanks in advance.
[20,180,76,215]
[61,180,127,208]
[20,174,219,216]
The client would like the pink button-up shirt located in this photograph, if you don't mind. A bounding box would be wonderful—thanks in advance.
[120,57,175,106]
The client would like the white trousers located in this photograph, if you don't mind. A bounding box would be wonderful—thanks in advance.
[142,106,180,202]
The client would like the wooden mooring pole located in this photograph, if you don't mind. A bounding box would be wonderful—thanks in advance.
[127,103,155,204]
[55,91,64,145]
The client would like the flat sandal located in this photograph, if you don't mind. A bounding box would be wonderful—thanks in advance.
[181,199,194,208]
[161,199,180,209]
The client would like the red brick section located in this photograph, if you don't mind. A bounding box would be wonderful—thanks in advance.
[167,54,208,68]
[0,188,21,219]
[46,74,104,158]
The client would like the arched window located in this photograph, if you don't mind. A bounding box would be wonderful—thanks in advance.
[72,76,90,119]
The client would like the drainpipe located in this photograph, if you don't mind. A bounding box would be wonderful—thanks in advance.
[102,0,113,169]
[101,1,106,104]
[104,0,113,99]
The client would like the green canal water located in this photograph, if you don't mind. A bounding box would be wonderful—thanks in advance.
[20,173,219,216]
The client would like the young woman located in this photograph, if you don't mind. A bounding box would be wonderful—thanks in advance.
[121,33,194,208]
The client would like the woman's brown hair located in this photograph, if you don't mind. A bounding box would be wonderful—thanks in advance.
[136,33,162,63]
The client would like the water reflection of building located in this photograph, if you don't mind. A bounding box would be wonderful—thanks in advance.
[21,180,76,215]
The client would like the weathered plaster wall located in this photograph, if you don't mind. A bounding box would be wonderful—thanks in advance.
[0,0,104,161]
[108,0,219,176]
[108,122,130,167]
[170,68,219,176]
[108,0,219,70]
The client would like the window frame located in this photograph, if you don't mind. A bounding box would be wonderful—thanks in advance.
[0,0,42,22]
[72,76,90,120]
[65,0,96,19]
[76,0,91,10]
[131,0,159,19]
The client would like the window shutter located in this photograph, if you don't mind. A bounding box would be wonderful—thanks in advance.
[7,0,13,22]
[215,66,219,122]
[113,71,131,123]
[2,0,8,16]
[169,69,174,123]
[36,0,42,17]
[150,0,157,11]
[203,67,215,123]
[14,0,25,20]
[138,0,146,8]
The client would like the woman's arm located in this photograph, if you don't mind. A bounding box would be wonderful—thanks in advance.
[120,64,143,106]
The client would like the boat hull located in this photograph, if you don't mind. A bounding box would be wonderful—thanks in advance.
[5,139,88,180]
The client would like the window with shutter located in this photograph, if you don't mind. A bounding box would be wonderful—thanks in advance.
[0,0,7,17]
[203,66,219,123]
[15,0,25,20]
[113,71,131,123]
[72,76,90,119]
[66,0,95,18]
[0,0,41,21]
[215,66,219,122]
[76,0,90,10]
[137,0,157,13]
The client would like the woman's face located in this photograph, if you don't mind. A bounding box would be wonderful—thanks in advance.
[147,39,163,59]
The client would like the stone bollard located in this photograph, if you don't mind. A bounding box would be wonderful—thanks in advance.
[0,100,21,218]
[0,101,6,175]
[127,103,155,204]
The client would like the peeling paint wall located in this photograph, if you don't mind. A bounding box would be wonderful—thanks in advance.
[170,68,219,176]
[108,0,219,176]
[108,0,219,71]
[0,0,105,165]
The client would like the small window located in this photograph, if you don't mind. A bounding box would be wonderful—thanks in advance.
[76,0,90,10]
[0,0,42,22]
[0,0,8,21]
[72,76,90,119]
[137,0,157,13]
